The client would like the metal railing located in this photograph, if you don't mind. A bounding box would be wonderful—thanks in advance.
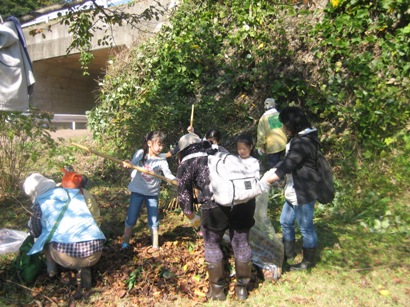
[52,114,87,130]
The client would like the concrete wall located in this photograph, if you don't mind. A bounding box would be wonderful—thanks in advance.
[31,58,98,114]
[22,0,173,115]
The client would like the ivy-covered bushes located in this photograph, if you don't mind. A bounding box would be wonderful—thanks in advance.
[88,0,409,224]
[90,0,407,157]
[88,1,315,156]
[310,0,409,158]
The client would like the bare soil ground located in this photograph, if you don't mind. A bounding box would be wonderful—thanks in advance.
[50,129,91,140]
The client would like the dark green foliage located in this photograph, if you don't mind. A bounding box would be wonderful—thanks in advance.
[87,0,409,235]
[88,1,410,158]
[0,0,61,18]
[310,0,410,155]
[88,1,305,156]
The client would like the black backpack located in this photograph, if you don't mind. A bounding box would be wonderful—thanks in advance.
[315,148,335,204]
[300,136,335,204]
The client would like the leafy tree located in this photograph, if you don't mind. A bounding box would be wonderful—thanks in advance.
[0,0,61,18]
[0,111,56,194]
[88,1,304,156]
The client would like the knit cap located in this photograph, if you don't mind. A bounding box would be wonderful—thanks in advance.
[264,98,276,110]
[23,173,56,199]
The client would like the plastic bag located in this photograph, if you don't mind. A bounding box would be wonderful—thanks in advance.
[249,191,284,281]
[0,229,29,254]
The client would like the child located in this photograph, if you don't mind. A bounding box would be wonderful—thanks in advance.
[236,133,260,179]
[122,131,176,249]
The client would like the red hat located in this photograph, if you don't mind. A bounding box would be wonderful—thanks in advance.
[61,168,83,189]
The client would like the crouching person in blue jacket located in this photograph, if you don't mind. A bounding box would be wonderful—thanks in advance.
[23,173,106,292]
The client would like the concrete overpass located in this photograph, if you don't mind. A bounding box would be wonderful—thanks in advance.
[21,0,173,122]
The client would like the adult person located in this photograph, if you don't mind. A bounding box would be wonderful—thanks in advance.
[165,126,196,158]
[262,106,320,271]
[60,167,102,226]
[176,133,271,301]
[23,173,106,290]
[256,98,287,169]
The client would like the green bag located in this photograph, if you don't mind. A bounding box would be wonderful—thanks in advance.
[14,235,44,283]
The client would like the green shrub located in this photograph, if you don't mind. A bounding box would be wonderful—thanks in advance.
[310,0,410,155]
[0,111,56,195]
[88,1,309,156]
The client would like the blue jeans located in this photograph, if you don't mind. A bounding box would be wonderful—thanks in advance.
[280,200,317,249]
[125,192,159,229]
[268,150,285,168]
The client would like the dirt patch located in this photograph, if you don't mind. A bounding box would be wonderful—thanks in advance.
[50,129,91,140]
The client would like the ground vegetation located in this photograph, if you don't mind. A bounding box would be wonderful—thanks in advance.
[0,0,409,305]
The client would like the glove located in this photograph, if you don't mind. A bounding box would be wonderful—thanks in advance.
[189,214,201,228]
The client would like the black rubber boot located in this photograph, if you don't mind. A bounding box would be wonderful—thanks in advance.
[234,260,252,300]
[290,248,316,271]
[283,240,296,260]
[80,267,92,289]
[206,261,226,301]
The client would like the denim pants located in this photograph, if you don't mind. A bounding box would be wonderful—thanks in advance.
[268,150,285,168]
[125,192,159,229]
[280,200,317,249]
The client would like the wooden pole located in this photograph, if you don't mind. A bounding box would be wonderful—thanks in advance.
[190,104,195,128]
[71,143,177,186]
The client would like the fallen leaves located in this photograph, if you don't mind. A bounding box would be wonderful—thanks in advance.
[4,208,267,306]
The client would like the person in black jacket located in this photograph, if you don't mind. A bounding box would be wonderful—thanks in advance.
[177,133,260,301]
[263,106,320,271]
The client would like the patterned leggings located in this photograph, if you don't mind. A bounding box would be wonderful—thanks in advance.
[202,227,251,263]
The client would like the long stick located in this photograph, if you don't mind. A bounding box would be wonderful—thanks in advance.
[71,143,177,186]
[190,104,195,128]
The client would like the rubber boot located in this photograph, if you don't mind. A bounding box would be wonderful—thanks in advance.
[290,248,316,271]
[45,248,57,277]
[206,261,226,301]
[151,227,159,249]
[234,260,252,300]
[283,240,296,261]
[80,267,92,289]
